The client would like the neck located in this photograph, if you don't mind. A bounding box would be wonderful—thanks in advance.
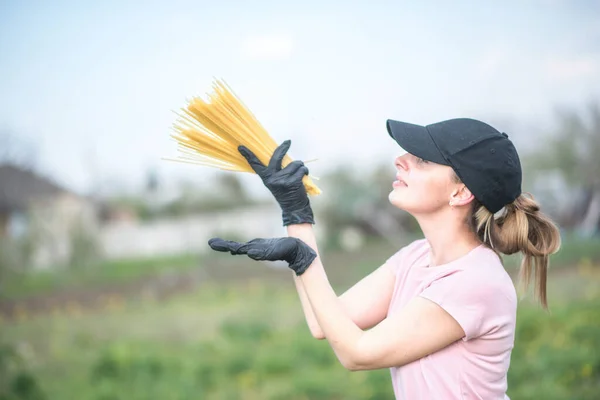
[415,208,481,267]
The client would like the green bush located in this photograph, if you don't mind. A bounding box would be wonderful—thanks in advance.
[78,323,393,400]
[0,343,46,400]
[55,297,592,400]
[507,299,600,399]
[5,275,600,399]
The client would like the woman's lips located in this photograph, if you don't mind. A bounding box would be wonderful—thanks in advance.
[393,176,407,188]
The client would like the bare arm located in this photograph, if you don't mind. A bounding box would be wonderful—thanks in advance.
[291,225,465,370]
[226,142,463,369]
[209,228,465,371]
[287,224,396,339]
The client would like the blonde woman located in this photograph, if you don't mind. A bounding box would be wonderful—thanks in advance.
[209,118,561,399]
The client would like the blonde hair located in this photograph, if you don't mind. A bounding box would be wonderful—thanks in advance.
[454,174,561,309]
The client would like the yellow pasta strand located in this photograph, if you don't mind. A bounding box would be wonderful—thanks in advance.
[167,79,321,196]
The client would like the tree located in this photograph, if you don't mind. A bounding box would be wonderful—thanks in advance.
[527,101,600,236]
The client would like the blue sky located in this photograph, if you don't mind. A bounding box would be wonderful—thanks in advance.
[1,0,599,197]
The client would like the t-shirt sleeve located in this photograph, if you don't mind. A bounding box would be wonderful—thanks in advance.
[419,270,493,341]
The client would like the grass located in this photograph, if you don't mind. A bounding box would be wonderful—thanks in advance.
[1,283,314,399]
[2,232,600,398]
[2,232,600,302]
[2,234,600,399]
[1,253,200,301]
[2,266,600,400]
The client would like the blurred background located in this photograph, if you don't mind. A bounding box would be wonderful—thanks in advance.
[1,1,599,399]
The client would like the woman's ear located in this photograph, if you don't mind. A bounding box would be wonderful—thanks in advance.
[449,185,475,207]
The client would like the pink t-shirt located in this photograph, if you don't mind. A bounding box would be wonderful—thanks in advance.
[385,239,517,400]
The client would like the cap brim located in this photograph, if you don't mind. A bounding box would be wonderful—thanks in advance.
[386,119,448,165]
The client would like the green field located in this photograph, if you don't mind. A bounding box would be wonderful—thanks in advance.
[2,236,600,400]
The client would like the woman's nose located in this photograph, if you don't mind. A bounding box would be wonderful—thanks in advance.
[395,154,409,171]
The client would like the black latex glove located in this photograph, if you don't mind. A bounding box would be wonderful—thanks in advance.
[238,140,314,226]
[208,236,317,276]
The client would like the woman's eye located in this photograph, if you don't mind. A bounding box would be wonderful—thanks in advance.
[417,157,428,164]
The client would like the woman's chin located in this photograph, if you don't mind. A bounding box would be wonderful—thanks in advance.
[388,190,406,208]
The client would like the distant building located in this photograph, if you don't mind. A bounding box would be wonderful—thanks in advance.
[0,164,99,267]
[0,164,300,266]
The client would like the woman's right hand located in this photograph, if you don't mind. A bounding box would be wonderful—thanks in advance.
[238,140,315,226]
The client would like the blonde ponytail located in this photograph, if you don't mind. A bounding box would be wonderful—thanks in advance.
[469,193,561,308]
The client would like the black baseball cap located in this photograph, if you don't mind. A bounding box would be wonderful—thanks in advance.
[386,118,522,213]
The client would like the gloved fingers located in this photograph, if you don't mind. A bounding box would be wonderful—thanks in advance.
[281,160,305,176]
[208,238,250,255]
[268,140,292,171]
[290,165,310,182]
[238,146,266,174]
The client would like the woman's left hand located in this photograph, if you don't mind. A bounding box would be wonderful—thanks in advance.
[208,236,317,276]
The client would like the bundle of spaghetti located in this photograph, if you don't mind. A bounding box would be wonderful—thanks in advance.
[166,79,321,196]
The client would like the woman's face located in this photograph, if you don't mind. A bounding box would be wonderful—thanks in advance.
[389,152,458,215]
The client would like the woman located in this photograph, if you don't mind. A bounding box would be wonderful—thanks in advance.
[208,117,561,399]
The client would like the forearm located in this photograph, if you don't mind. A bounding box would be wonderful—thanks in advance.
[288,224,364,368]
[299,250,364,368]
[286,224,326,339]
[292,275,324,338]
